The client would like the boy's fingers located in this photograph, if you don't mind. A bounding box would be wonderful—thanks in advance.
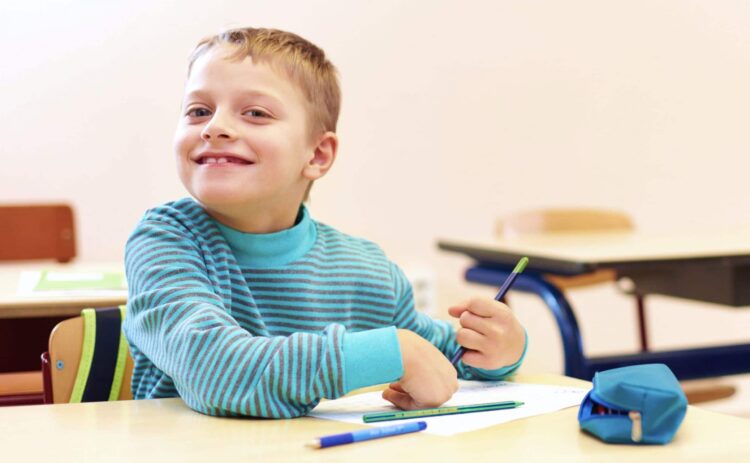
[388,381,406,393]
[449,301,514,319]
[458,311,490,335]
[447,299,472,318]
[466,299,513,318]
[447,306,468,318]
[455,327,484,351]
[382,388,417,410]
[463,300,501,318]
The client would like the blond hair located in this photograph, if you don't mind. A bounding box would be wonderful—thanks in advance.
[188,27,341,139]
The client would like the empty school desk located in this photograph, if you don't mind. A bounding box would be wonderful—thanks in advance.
[0,262,126,319]
[438,229,750,380]
[2,374,748,462]
[0,263,126,374]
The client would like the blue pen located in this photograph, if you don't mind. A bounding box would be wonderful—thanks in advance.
[306,421,427,449]
[450,256,529,366]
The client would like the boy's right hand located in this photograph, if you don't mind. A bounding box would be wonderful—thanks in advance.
[382,329,458,410]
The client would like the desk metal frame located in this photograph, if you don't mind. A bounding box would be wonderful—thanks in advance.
[466,262,750,380]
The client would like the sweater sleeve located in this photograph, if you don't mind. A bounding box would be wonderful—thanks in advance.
[389,262,527,380]
[124,217,401,418]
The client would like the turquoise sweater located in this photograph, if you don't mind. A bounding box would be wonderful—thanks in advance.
[124,198,525,418]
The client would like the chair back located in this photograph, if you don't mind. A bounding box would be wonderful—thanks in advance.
[0,204,76,262]
[497,208,635,288]
[497,208,634,239]
[45,307,133,403]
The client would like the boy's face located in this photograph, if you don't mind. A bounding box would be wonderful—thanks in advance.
[174,46,324,222]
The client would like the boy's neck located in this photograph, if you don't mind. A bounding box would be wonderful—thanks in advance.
[204,200,304,234]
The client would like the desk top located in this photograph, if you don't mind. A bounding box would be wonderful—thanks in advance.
[439,229,750,275]
[0,262,127,318]
[2,374,748,462]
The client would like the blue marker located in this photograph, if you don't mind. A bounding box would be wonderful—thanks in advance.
[306,421,427,449]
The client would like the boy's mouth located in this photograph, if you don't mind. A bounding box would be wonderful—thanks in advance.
[195,153,254,166]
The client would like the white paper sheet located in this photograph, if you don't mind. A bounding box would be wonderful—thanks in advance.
[310,380,588,436]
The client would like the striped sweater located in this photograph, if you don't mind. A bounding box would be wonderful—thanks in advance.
[124,198,524,418]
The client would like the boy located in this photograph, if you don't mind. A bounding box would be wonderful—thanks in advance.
[124,27,527,418]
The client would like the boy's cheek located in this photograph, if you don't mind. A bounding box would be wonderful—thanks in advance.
[173,124,199,155]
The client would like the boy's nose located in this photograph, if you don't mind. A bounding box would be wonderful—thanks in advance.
[201,113,236,141]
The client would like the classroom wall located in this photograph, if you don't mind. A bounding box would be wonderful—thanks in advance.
[2,0,750,402]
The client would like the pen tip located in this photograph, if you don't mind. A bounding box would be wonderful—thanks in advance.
[305,440,321,449]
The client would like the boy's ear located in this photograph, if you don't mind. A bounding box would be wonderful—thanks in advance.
[303,131,338,181]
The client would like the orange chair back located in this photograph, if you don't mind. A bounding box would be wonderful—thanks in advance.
[45,314,133,403]
[0,204,76,262]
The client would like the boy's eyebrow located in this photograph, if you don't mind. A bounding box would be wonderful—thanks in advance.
[238,90,285,107]
[183,89,284,106]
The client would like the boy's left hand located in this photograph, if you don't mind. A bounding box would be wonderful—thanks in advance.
[448,297,525,370]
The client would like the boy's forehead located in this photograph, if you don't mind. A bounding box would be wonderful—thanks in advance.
[185,46,300,99]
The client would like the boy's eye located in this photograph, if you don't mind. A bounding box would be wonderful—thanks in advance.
[245,109,270,118]
[186,107,212,118]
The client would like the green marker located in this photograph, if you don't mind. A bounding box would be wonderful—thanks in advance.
[450,256,529,365]
[363,400,524,423]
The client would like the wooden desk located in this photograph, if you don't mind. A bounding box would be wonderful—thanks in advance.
[2,374,747,462]
[0,262,126,319]
[0,262,126,378]
[438,230,750,380]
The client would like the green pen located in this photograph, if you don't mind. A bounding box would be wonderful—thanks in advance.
[363,400,524,423]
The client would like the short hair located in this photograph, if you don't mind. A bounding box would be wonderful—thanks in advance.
[188,27,341,138]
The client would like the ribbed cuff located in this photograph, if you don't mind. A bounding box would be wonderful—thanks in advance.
[342,327,403,392]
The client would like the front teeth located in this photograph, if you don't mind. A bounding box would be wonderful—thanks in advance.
[203,157,228,164]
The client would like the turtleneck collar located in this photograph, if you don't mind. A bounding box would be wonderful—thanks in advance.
[212,205,317,268]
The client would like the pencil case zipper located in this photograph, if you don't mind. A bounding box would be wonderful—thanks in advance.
[586,391,643,443]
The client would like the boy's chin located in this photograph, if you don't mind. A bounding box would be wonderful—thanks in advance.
[189,188,257,209]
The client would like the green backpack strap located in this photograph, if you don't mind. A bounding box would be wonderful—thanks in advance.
[109,305,129,400]
[70,305,128,403]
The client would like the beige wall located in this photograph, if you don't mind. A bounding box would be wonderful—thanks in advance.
[2,0,750,404]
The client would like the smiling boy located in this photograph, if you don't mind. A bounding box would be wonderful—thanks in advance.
[124,28,527,418]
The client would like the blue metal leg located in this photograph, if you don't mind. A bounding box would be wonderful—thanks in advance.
[466,264,589,379]
[466,263,750,381]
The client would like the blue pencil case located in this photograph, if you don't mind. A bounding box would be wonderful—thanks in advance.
[578,364,688,445]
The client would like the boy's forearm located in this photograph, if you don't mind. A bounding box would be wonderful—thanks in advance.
[126,297,352,418]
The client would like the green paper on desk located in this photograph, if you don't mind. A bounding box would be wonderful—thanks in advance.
[34,270,127,292]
